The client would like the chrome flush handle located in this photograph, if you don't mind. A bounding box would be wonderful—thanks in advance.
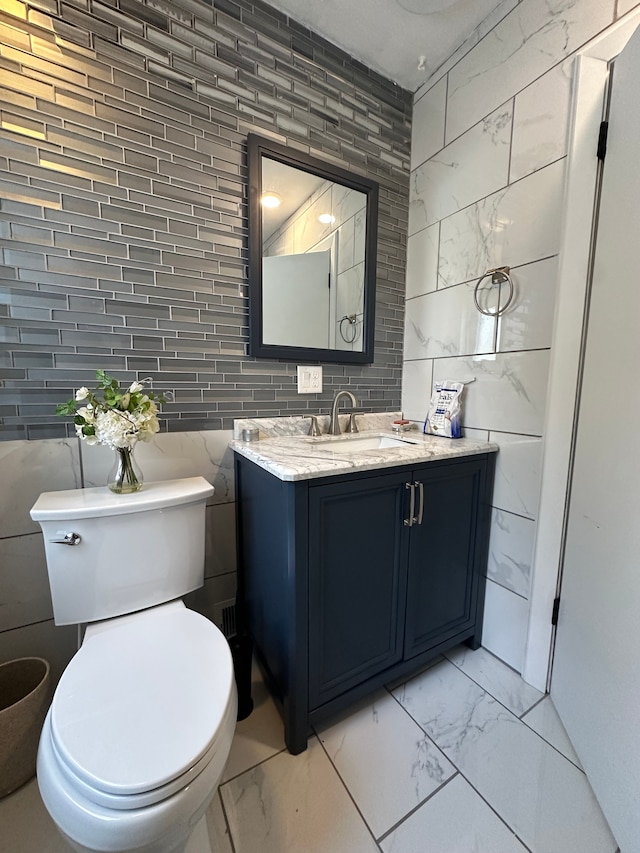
[49,532,82,546]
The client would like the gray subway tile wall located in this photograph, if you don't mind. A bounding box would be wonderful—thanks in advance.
[0,0,412,440]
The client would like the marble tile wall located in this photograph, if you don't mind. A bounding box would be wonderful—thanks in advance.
[0,433,237,683]
[402,0,637,671]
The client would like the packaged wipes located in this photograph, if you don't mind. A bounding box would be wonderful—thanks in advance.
[424,380,464,438]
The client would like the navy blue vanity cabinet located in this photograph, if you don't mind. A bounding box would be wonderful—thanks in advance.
[234,452,494,755]
[404,457,487,660]
[307,471,410,710]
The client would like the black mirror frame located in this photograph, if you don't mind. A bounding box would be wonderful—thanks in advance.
[247,133,378,364]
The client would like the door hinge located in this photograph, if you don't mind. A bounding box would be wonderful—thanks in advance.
[597,121,608,161]
[551,596,561,626]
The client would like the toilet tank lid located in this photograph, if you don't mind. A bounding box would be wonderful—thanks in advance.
[30,477,214,521]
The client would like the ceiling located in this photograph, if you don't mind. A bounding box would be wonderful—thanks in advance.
[261,158,327,240]
[265,0,506,92]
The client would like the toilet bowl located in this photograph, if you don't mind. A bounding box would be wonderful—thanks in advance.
[30,478,236,853]
[37,602,236,853]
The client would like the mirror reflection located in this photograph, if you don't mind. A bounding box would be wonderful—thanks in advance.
[261,158,367,352]
[247,134,378,365]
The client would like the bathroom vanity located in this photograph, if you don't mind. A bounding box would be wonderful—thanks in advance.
[232,416,497,754]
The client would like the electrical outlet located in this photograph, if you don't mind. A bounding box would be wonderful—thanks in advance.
[297,365,322,394]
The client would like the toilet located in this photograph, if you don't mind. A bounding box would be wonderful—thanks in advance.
[30,477,237,853]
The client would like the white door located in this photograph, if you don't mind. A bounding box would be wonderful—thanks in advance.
[551,27,640,853]
[262,250,331,349]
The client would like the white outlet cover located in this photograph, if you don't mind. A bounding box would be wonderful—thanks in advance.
[297,365,323,394]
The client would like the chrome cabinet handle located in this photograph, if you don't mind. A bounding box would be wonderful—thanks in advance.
[404,483,415,526]
[416,481,424,525]
[49,532,82,546]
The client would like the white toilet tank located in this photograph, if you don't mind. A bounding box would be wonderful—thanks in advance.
[30,477,214,626]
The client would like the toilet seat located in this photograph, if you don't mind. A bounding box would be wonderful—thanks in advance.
[47,716,227,810]
[49,601,234,811]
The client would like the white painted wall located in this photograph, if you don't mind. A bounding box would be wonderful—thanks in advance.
[402,0,640,672]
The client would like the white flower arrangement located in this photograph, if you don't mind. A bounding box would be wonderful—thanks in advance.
[57,370,166,450]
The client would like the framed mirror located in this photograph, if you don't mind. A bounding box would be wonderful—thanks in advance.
[247,134,379,364]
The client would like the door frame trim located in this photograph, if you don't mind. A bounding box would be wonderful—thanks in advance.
[523,10,640,691]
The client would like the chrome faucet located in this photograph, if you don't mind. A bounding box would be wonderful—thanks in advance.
[328,390,357,435]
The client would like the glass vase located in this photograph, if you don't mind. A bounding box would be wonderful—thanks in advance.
[108,445,143,494]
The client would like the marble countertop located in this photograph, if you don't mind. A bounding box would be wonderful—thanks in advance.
[230,413,498,482]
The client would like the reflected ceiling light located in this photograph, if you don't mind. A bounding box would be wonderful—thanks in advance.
[318,213,335,224]
[261,192,281,208]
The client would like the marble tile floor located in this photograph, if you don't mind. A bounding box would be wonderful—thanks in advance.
[0,646,618,853]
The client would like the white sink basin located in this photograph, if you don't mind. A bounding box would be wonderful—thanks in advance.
[310,433,419,452]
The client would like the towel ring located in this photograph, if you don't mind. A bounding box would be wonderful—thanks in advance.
[473,266,514,317]
[339,314,358,344]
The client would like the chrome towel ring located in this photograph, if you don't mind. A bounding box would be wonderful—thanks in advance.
[339,314,359,344]
[473,266,514,317]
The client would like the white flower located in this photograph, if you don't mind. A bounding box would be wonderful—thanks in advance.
[76,405,95,423]
[59,372,165,452]
[94,410,137,449]
[137,415,160,441]
[74,405,98,445]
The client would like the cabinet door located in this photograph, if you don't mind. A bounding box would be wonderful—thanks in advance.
[404,459,484,659]
[308,472,409,709]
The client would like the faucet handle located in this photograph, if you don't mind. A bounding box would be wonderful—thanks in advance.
[304,415,322,436]
[344,409,365,434]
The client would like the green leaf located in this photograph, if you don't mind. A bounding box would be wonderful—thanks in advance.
[56,401,77,416]
[73,415,86,426]
[81,425,96,436]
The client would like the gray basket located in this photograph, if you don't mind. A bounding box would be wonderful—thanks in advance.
[0,657,51,798]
